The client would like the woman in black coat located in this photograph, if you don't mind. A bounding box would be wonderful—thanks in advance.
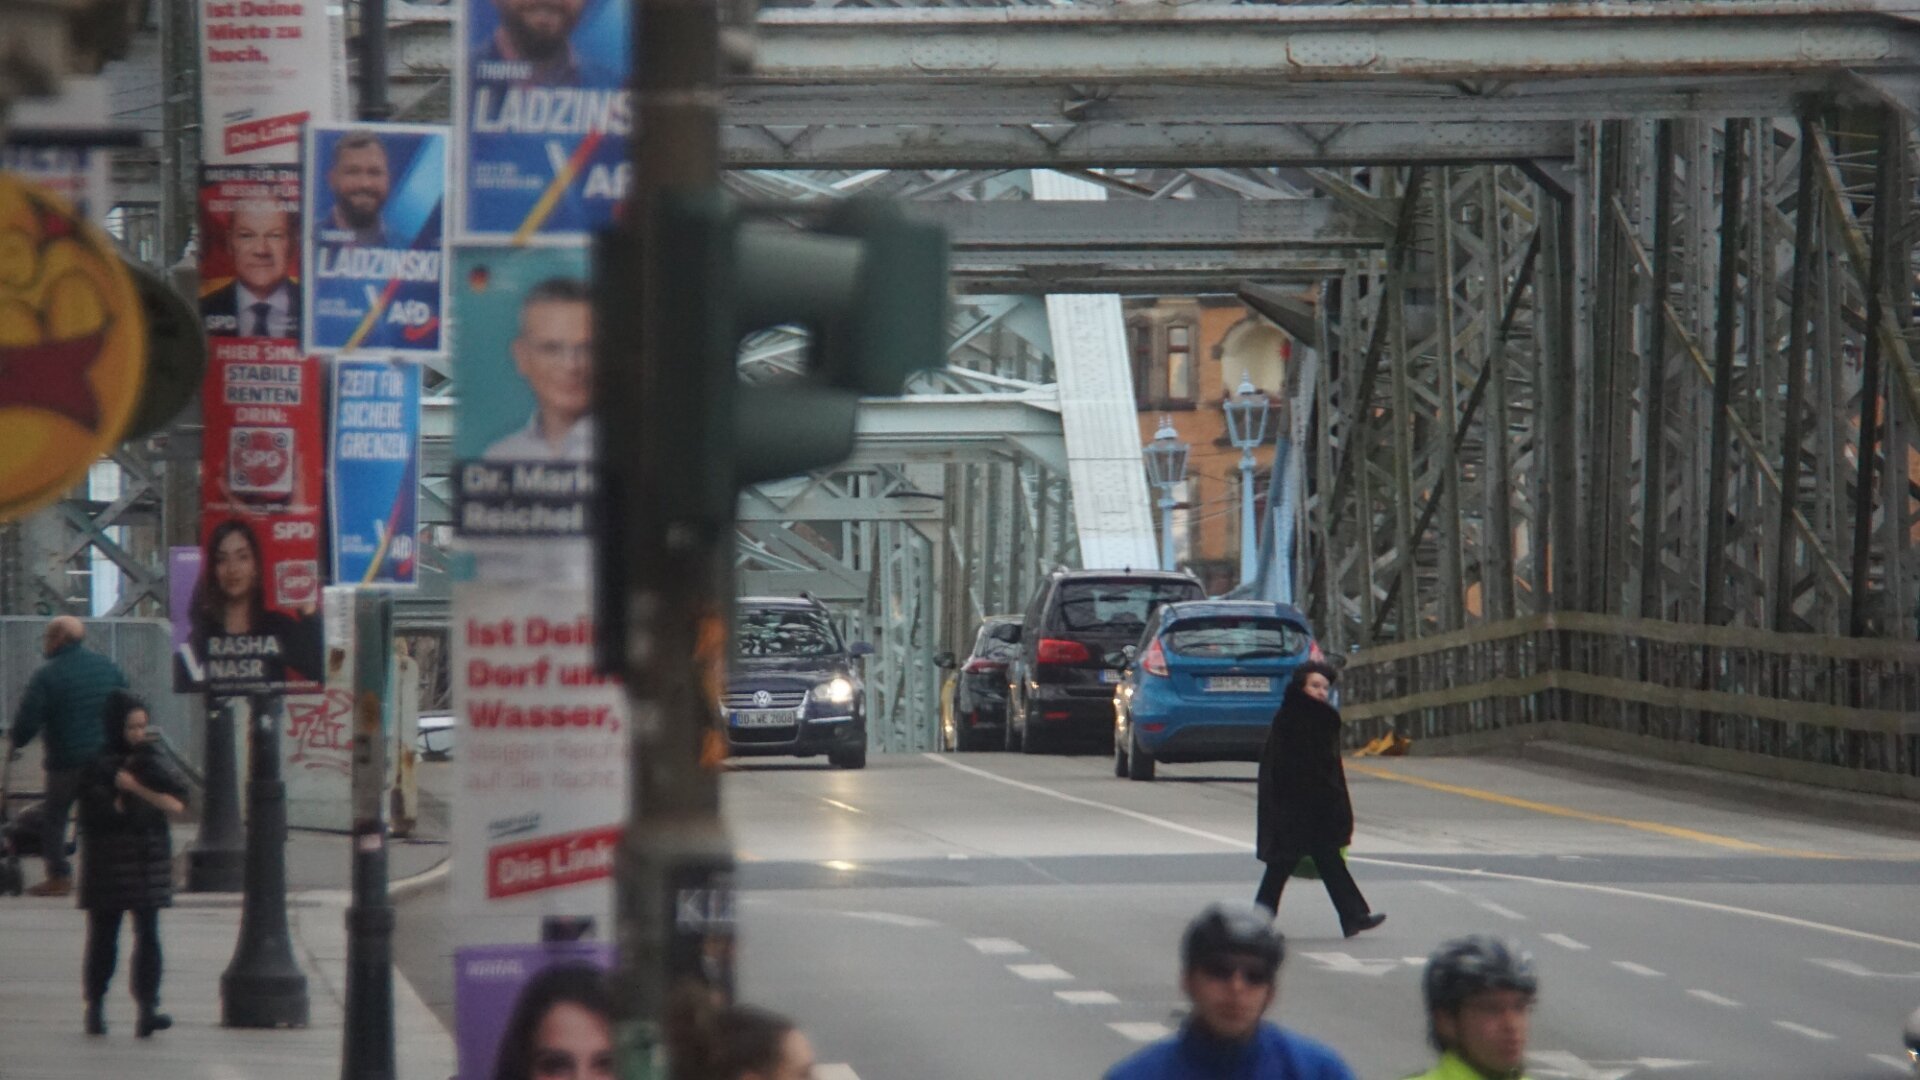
[76,690,189,1037]
[1254,661,1386,938]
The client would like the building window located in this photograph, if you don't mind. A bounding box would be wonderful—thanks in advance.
[1129,320,1156,404]
[1166,323,1194,403]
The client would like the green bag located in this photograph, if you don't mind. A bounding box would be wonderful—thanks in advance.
[1292,848,1348,881]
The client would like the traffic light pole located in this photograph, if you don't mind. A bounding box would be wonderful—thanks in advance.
[340,589,395,1080]
[608,0,735,1077]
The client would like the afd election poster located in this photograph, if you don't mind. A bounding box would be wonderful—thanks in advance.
[184,339,326,696]
[303,125,449,354]
[451,245,593,541]
[199,165,304,343]
[455,943,613,1080]
[329,358,421,586]
[197,0,347,165]
[456,0,629,241]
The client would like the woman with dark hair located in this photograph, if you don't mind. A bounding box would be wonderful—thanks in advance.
[708,1005,815,1080]
[75,690,190,1036]
[175,518,323,691]
[1254,660,1387,938]
[493,963,615,1080]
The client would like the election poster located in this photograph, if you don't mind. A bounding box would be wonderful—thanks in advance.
[303,125,449,355]
[329,358,422,586]
[197,0,347,165]
[199,165,304,343]
[185,339,326,696]
[451,583,625,916]
[451,245,594,544]
[2,147,111,224]
[456,0,629,241]
[454,942,613,1080]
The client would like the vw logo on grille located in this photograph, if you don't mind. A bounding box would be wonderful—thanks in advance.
[752,690,774,708]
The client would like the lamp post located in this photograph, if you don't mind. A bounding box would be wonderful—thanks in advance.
[1222,373,1273,585]
[1143,416,1189,572]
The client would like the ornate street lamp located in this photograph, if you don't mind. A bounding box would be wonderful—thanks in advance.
[1143,415,1190,571]
[1222,373,1273,584]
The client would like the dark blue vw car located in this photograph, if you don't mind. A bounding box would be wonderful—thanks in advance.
[1112,600,1321,781]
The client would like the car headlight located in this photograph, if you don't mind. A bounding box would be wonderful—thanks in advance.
[813,677,856,706]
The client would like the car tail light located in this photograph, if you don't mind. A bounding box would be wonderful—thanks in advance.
[1142,722,1167,734]
[1036,638,1092,665]
[962,658,1005,674]
[1309,638,1325,663]
[1140,639,1169,678]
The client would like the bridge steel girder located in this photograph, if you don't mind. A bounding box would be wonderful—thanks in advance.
[750,5,1920,85]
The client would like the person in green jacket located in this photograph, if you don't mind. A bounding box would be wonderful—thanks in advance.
[1407,936,1539,1080]
[7,616,130,896]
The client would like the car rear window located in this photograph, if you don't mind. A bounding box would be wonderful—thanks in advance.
[1163,617,1309,659]
[975,623,1020,661]
[1052,580,1202,635]
[736,608,840,657]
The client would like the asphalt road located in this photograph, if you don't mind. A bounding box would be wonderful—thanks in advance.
[395,750,1920,1080]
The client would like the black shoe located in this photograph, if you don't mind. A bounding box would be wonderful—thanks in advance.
[84,1000,106,1036]
[1342,912,1387,938]
[136,1008,171,1038]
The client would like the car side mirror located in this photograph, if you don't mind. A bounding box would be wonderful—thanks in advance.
[850,641,876,658]
[934,651,955,669]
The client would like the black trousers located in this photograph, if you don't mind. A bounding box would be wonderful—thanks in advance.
[1254,849,1371,929]
[39,768,79,878]
[84,907,163,1005]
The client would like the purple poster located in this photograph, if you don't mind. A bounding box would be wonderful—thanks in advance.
[455,942,613,1080]
[169,547,202,692]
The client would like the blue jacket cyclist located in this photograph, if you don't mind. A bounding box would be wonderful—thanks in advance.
[1106,903,1356,1080]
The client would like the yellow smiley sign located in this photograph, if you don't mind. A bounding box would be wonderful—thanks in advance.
[0,172,148,522]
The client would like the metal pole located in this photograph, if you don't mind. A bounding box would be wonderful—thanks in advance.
[1848,108,1899,638]
[1772,120,1818,633]
[1238,450,1257,584]
[1638,120,1677,621]
[1160,488,1176,571]
[220,694,310,1029]
[613,0,733,1075]
[341,590,394,1080]
[358,0,390,121]
[1701,119,1748,626]
[186,696,245,892]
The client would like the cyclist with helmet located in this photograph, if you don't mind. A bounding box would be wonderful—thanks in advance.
[1409,935,1539,1080]
[1106,902,1356,1080]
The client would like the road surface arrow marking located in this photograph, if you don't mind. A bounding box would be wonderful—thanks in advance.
[1529,1051,1705,1079]
[1299,951,1401,976]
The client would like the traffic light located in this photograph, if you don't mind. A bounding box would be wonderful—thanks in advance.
[591,189,949,670]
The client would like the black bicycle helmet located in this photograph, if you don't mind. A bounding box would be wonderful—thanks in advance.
[1423,936,1537,1048]
[1181,902,1285,974]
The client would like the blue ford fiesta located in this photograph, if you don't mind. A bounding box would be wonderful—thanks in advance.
[1112,600,1321,781]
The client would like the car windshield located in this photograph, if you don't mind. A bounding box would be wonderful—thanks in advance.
[1163,617,1309,659]
[1054,581,1201,635]
[736,607,840,657]
[975,623,1021,662]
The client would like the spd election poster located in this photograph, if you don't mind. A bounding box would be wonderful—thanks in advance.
[183,339,326,696]
[198,165,304,343]
[328,358,421,586]
[456,0,629,242]
[197,0,346,164]
[303,125,449,354]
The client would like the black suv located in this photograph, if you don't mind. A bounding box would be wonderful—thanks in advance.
[725,596,872,769]
[1006,569,1205,753]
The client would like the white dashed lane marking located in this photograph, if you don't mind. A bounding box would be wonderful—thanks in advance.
[1686,989,1743,1008]
[1109,1022,1173,1043]
[1418,881,1461,896]
[1772,1020,1836,1041]
[1611,961,1665,978]
[1009,963,1073,981]
[1541,933,1589,951]
[1472,899,1528,921]
[1056,990,1120,1005]
[1869,1053,1913,1072]
[816,1066,861,1080]
[968,938,1028,955]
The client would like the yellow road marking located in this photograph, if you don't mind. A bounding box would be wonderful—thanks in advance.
[1345,762,1848,859]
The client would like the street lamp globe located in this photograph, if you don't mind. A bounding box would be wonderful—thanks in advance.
[1223,372,1272,451]
[1144,415,1189,489]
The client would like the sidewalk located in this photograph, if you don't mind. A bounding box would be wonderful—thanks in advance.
[0,886,455,1079]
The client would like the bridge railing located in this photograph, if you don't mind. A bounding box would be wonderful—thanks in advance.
[1340,612,1920,794]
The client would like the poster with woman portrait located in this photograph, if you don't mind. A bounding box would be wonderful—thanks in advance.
[454,942,613,1080]
[182,341,327,695]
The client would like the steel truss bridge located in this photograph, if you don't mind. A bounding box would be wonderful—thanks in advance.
[11,2,1920,795]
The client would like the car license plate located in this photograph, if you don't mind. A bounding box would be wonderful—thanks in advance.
[731,709,797,728]
[1100,669,1122,684]
[1205,677,1270,693]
